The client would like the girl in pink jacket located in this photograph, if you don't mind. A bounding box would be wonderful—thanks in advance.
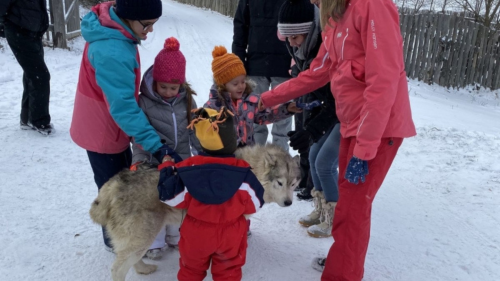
[259,0,416,280]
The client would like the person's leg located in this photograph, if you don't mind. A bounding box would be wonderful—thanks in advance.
[211,217,248,281]
[269,77,292,151]
[165,224,180,247]
[86,147,132,248]
[144,227,167,260]
[249,76,271,145]
[308,131,329,193]
[4,23,50,127]
[178,216,215,281]
[294,113,310,190]
[315,123,340,203]
[20,73,32,124]
[321,137,403,281]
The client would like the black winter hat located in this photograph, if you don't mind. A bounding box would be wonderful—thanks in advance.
[278,0,315,36]
[115,0,162,21]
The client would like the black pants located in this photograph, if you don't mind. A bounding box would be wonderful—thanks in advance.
[4,21,51,127]
[294,112,314,191]
[87,148,132,248]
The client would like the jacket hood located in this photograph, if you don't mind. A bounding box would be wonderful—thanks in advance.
[176,160,253,205]
[81,2,138,44]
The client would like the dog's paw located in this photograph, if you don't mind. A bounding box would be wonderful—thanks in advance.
[135,263,157,275]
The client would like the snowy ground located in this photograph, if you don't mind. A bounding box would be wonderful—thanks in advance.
[0,1,499,280]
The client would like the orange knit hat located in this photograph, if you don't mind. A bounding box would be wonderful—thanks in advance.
[211,46,246,86]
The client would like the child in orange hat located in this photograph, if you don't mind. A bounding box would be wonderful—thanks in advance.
[204,45,301,148]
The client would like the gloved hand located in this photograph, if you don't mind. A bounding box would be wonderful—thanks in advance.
[344,156,369,184]
[157,166,176,202]
[287,130,312,154]
[153,143,183,164]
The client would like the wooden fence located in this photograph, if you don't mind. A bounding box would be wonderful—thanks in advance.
[400,11,500,90]
[174,0,237,17]
[45,0,81,49]
[173,1,500,90]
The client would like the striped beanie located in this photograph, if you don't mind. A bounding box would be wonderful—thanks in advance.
[278,0,315,36]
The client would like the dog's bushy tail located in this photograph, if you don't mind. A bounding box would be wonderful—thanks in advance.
[89,181,116,226]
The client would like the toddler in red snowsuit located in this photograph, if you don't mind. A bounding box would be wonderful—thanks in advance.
[157,107,265,281]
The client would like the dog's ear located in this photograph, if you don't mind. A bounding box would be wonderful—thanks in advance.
[263,150,277,169]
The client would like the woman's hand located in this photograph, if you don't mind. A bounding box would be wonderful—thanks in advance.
[286,102,303,113]
[257,98,266,111]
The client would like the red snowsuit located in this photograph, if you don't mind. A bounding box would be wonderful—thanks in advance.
[259,0,416,279]
[158,154,265,281]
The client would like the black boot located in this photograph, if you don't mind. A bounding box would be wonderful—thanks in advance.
[297,188,313,201]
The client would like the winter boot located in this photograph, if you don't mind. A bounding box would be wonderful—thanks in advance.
[144,248,164,260]
[298,190,323,227]
[296,188,313,201]
[311,257,326,272]
[307,199,336,238]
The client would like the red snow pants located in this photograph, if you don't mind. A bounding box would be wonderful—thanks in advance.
[177,215,248,281]
[321,137,403,281]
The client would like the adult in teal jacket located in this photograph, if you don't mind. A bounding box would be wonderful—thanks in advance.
[70,0,164,251]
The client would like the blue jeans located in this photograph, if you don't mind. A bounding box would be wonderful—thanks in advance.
[309,123,340,202]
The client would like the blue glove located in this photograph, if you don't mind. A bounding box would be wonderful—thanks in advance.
[344,156,369,184]
[296,96,321,110]
[153,144,183,164]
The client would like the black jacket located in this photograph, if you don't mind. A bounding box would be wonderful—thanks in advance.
[232,0,291,78]
[286,29,338,142]
[0,0,49,33]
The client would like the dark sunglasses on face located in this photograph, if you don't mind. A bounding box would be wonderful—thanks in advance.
[138,19,158,31]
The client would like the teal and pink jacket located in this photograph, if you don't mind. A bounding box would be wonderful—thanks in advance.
[70,2,161,154]
[260,0,416,160]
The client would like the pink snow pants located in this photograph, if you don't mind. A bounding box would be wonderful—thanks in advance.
[322,137,403,281]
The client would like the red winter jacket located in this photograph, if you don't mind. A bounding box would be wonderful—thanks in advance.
[260,0,416,160]
[158,155,265,224]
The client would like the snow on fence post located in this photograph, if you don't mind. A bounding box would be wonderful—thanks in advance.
[47,0,81,49]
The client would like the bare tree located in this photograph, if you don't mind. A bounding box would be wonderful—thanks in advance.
[456,0,500,27]
[411,0,428,11]
[441,0,451,12]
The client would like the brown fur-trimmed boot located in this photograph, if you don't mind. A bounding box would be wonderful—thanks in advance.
[307,199,336,238]
[298,190,323,227]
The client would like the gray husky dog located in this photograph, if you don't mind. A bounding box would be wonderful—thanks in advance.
[89,143,299,281]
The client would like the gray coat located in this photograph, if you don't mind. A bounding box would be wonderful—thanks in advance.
[132,66,202,164]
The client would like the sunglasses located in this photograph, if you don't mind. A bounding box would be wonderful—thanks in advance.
[138,19,158,31]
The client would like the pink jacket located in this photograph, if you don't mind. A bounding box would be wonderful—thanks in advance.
[261,0,416,160]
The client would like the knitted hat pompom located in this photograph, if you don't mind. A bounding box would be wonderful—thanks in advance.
[212,46,228,59]
[164,37,180,52]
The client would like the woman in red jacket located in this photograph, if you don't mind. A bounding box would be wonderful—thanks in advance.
[259,0,416,280]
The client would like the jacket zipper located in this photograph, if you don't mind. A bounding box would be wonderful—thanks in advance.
[165,101,178,150]
[341,28,349,60]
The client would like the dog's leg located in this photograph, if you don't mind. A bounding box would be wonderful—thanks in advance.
[133,253,158,275]
[111,251,145,281]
